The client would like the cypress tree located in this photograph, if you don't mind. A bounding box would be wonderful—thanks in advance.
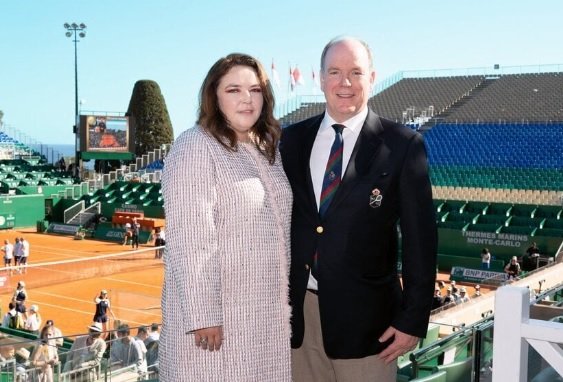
[127,80,174,156]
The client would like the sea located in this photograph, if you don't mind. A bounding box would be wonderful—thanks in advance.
[32,143,76,162]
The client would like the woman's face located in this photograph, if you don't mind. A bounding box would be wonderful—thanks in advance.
[216,65,264,142]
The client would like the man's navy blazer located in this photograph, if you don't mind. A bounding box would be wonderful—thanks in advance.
[280,109,437,359]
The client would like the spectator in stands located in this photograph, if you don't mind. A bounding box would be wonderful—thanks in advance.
[44,320,63,348]
[443,288,455,306]
[431,288,443,310]
[146,323,160,345]
[93,290,115,337]
[480,247,491,270]
[134,326,149,377]
[12,281,27,313]
[2,302,25,330]
[130,218,140,250]
[523,242,541,271]
[160,53,292,381]
[31,325,59,382]
[451,286,461,303]
[474,284,481,297]
[63,322,107,380]
[145,325,159,374]
[0,344,15,371]
[504,256,521,279]
[280,36,437,382]
[14,347,30,379]
[459,287,470,303]
[109,324,145,378]
[24,305,41,334]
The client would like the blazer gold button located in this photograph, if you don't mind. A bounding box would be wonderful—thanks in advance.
[316,226,324,234]
[305,264,310,270]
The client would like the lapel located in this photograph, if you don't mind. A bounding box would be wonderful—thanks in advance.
[297,114,324,218]
[323,109,384,218]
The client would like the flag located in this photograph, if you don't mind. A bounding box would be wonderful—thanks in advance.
[312,67,320,89]
[290,65,296,91]
[271,60,281,89]
[293,66,305,86]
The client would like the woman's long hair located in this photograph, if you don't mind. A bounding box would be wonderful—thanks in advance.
[197,53,280,164]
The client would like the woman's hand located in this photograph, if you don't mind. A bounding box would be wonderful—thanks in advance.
[194,326,223,352]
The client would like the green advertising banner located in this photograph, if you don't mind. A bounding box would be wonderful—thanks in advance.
[94,225,152,244]
[0,213,16,229]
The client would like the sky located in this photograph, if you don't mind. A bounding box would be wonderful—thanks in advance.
[1,0,563,145]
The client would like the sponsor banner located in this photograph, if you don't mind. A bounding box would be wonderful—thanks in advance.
[94,226,152,243]
[450,266,508,283]
[462,230,527,248]
[0,214,16,229]
[48,224,80,235]
[94,226,127,242]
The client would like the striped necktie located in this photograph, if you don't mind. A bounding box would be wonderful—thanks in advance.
[319,124,345,217]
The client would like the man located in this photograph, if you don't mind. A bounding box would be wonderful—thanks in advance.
[64,322,107,381]
[280,36,437,382]
[504,256,521,279]
[109,324,146,379]
[2,239,13,271]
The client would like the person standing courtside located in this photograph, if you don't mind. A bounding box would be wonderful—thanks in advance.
[280,36,437,382]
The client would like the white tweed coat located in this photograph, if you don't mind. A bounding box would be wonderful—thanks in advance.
[159,126,293,381]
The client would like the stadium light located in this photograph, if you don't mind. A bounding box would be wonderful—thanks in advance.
[64,22,87,177]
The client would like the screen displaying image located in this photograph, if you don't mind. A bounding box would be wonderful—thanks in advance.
[85,116,129,152]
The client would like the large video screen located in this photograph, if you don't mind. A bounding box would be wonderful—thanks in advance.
[83,115,129,152]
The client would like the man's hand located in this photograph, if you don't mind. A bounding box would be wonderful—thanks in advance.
[377,326,419,364]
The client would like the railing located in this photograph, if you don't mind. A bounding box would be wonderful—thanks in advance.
[63,200,85,224]
[0,325,159,382]
[492,286,563,381]
[85,145,169,193]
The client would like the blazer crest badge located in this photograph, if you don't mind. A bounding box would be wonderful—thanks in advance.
[369,188,383,208]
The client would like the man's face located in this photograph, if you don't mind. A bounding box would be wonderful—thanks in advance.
[321,39,375,123]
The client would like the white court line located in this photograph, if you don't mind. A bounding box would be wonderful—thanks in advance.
[100,276,162,290]
[31,291,161,318]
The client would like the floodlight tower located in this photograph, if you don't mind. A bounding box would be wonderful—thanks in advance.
[64,22,86,177]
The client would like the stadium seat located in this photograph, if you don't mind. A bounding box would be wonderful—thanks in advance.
[410,371,447,382]
[433,357,473,382]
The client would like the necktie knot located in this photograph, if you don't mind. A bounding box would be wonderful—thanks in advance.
[332,124,345,135]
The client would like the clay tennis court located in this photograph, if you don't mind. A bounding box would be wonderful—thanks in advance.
[0,229,163,335]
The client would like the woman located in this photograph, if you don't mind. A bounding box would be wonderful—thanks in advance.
[12,280,27,313]
[31,325,59,382]
[160,53,292,381]
[93,290,115,337]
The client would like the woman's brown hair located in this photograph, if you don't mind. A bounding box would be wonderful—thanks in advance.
[197,53,280,164]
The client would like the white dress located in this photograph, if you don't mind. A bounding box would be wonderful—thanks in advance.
[159,126,293,381]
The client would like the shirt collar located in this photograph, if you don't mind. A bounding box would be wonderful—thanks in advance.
[321,107,369,134]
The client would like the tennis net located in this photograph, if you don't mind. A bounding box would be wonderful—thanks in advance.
[1,246,163,291]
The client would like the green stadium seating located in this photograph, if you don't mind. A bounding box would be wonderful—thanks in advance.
[486,203,513,216]
[475,214,508,225]
[433,357,473,382]
[533,206,562,219]
[410,371,447,382]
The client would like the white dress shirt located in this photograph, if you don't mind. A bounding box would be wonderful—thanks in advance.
[307,107,368,289]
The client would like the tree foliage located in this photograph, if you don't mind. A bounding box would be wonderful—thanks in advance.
[127,80,174,156]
